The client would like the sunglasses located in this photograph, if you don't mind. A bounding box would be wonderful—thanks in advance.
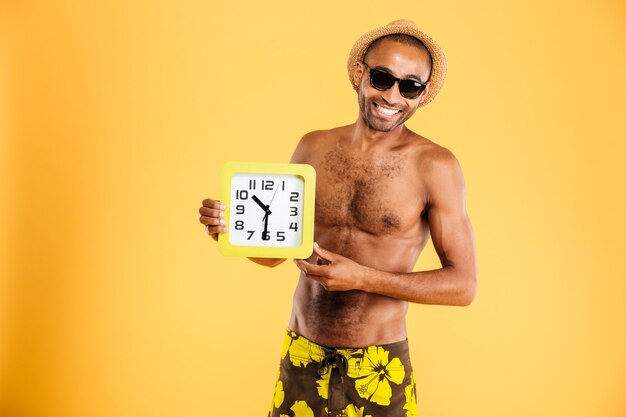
[363,62,427,99]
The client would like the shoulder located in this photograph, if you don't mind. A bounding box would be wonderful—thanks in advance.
[298,125,349,146]
[400,128,458,173]
[290,126,347,164]
[408,134,464,202]
[296,129,330,148]
[419,142,461,175]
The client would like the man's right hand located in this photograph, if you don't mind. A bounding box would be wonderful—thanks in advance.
[199,198,228,241]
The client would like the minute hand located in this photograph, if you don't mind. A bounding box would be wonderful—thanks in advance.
[262,212,270,240]
[251,195,271,215]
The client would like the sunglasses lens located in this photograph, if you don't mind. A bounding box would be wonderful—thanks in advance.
[369,67,425,99]
[398,80,425,99]
[370,69,395,91]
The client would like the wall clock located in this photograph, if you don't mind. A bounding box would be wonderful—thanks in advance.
[218,162,316,259]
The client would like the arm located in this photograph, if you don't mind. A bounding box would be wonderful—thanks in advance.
[294,149,478,306]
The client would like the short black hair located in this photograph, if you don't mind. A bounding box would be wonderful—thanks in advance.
[364,34,433,73]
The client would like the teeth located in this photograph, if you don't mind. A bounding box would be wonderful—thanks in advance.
[375,103,400,115]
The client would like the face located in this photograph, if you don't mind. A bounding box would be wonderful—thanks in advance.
[355,38,432,132]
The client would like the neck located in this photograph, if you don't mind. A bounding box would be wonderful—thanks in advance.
[352,114,407,151]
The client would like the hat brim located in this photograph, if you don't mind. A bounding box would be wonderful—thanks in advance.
[347,20,447,108]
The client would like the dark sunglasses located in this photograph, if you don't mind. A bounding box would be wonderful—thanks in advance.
[363,62,427,99]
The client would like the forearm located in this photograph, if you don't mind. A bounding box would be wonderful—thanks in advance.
[359,265,477,306]
[248,257,287,267]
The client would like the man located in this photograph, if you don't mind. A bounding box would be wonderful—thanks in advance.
[199,20,477,417]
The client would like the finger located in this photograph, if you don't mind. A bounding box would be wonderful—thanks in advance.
[301,272,327,288]
[294,259,328,277]
[199,206,224,218]
[199,215,226,226]
[293,259,313,275]
[205,224,229,234]
[316,256,330,266]
[293,261,326,286]
[202,199,226,210]
[313,242,337,262]
[204,225,228,241]
[204,225,222,241]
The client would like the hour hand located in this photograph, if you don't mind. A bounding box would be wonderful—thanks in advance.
[252,195,271,215]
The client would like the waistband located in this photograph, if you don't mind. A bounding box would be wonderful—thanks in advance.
[282,329,410,375]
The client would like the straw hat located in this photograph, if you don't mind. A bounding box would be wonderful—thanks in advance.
[347,19,447,108]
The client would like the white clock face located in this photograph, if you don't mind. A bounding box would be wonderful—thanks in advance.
[229,173,305,247]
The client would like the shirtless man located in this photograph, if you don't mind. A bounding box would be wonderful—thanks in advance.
[199,20,477,417]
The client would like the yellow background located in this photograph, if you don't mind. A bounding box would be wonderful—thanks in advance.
[1,0,625,416]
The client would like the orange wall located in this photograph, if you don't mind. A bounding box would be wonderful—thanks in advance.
[1,1,625,416]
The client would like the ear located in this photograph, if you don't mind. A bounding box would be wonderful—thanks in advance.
[417,81,431,105]
[354,61,365,87]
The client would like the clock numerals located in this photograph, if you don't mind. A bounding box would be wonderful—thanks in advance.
[260,180,286,191]
[262,180,274,191]
[229,172,306,248]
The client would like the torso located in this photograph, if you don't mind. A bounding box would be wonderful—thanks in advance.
[289,124,438,347]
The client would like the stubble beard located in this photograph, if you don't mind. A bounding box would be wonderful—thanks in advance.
[358,93,410,133]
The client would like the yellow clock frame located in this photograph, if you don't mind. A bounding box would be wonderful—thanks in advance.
[218,161,316,259]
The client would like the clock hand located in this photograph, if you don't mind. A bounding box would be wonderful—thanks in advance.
[253,195,271,240]
[262,211,270,241]
[258,185,281,221]
[267,184,280,209]
[251,195,271,215]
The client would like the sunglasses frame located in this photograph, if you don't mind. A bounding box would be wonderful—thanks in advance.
[362,62,427,100]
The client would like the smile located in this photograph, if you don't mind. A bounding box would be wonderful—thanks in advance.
[373,102,401,117]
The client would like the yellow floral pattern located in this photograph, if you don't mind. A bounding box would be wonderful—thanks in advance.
[273,379,285,409]
[353,346,405,405]
[269,368,285,415]
[282,330,325,367]
[403,371,417,417]
[271,331,415,417]
[343,348,365,375]
[290,400,314,417]
[316,371,330,399]
[338,403,373,417]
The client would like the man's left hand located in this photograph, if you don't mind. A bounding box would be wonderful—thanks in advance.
[293,243,369,291]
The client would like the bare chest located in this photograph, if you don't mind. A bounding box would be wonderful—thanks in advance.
[314,147,425,236]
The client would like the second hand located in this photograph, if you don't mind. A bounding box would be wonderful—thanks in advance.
[260,182,281,221]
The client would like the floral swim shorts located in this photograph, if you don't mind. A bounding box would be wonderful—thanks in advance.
[268,330,417,417]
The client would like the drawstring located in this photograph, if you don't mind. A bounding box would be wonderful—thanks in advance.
[318,348,348,379]
[319,348,349,414]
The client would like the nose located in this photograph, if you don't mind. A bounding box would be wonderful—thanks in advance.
[380,81,403,105]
